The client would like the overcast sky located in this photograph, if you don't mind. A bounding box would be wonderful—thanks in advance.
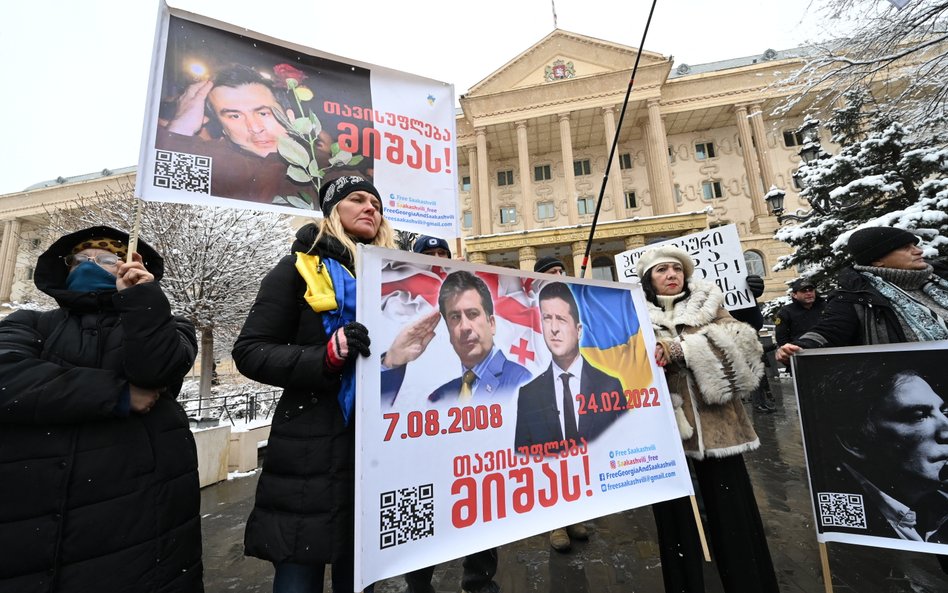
[0,0,830,196]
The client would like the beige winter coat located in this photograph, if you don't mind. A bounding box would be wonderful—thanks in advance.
[647,279,764,459]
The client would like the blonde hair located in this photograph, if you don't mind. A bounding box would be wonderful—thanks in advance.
[314,206,394,270]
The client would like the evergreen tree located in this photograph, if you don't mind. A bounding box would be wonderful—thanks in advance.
[773,99,948,287]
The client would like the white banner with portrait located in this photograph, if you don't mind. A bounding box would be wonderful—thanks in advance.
[793,341,948,554]
[136,2,458,236]
[354,246,693,590]
[614,224,752,310]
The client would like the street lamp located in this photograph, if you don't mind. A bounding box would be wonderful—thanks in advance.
[764,117,832,223]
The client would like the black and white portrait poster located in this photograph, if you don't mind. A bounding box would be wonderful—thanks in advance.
[793,341,948,554]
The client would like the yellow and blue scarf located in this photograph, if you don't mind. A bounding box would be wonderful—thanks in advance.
[295,252,358,425]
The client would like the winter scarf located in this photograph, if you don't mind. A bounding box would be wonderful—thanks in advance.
[295,251,358,425]
[856,264,948,342]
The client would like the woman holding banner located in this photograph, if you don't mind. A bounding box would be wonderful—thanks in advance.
[233,175,393,593]
[638,245,778,593]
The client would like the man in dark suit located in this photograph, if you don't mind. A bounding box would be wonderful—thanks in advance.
[515,281,624,551]
[382,269,530,405]
[515,281,623,449]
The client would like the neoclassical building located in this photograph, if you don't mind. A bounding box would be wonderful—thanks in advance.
[1,30,830,305]
[454,30,822,299]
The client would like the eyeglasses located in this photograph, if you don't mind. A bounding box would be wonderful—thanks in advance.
[64,253,120,267]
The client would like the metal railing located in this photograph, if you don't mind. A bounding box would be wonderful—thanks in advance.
[179,389,281,427]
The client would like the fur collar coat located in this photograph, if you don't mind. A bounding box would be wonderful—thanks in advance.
[647,279,764,459]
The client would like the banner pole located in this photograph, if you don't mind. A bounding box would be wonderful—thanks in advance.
[688,494,711,562]
[818,542,834,592]
[126,200,144,263]
[578,0,658,278]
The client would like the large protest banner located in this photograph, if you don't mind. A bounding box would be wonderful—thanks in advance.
[136,1,458,236]
[793,342,948,555]
[613,224,752,310]
[354,246,693,590]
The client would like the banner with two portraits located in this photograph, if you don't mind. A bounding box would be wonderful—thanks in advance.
[793,341,948,555]
[354,247,693,590]
[137,2,458,236]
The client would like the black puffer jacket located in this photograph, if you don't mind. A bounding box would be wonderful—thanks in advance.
[793,264,947,348]
[0,226,201,593]
[233,224,355,565]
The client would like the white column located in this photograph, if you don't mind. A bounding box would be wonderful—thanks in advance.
[601,106,624,216]
[515,120,534,230]
[735,105,766,216]
[0,219,22,302]
[558,113,579,225]
[646,100,675,215]
[475,128,491,235]
[466,146,478,232]
[749,102,777,191]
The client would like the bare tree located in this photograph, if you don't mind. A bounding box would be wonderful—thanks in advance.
[778,1,948,138]
[41,182,293,403]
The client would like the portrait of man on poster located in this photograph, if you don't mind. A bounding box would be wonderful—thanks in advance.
[803,353,948,544]
[515,281,623,451]
[381,270,531,406]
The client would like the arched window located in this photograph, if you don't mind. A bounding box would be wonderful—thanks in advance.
[591,256,616,282]
[743,250,766,277]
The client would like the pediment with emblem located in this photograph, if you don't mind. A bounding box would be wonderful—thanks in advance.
[466,29,669,97]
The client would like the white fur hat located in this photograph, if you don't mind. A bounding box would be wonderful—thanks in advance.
[635,245,695,280]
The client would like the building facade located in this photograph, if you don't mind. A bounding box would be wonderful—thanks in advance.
[2,30,827,305]
[454,30,821,297]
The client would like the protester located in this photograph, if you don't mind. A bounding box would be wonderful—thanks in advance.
[400,234,501,593]
[534,255,567,276]
[774,278,825,346]
[777,227,948,359]
[232,175,393,593]
[0,226,202,592]
[728,274,775,412]
[638,245,778,593]
[775,225,948,575]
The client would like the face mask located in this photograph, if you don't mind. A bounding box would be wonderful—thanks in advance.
[65,260,117,292]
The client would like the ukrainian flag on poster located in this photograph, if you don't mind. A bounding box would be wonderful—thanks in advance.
[571,284,653,391]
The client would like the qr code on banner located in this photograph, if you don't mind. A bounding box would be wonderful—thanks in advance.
[153,150,211,194]
[379,483,434,549]
[818,492,867,529]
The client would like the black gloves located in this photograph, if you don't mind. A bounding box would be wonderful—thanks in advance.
[343,321,371,358]
[746,275,765,298]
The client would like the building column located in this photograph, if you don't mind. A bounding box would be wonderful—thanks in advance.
[558,113,579,225]
[467,251,487,264]
[475,128,491,235]
[749,102,777,192]
[518,246,537,272]
[624,235,646,251]
[467,146,478,232]
[734,105,766,216]
[515,120,534,230]
[571,241,587,279]
[646,100,675,215]
[0,219,21,303]
[601,106,624,215]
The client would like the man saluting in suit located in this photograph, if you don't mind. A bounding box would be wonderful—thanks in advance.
[515,281,623,451]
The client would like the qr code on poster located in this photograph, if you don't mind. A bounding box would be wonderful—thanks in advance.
[818,492,867,529]
[153,150,211,194]
[379,483,434,549]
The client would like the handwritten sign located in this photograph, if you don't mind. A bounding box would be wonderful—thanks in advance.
[614,224,752,310]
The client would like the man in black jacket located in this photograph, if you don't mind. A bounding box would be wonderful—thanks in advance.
[774,279,825,346]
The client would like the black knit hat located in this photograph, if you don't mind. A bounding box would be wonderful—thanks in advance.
[317,175,382,217]
[847,227,919,265]
[534,256,566,274]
